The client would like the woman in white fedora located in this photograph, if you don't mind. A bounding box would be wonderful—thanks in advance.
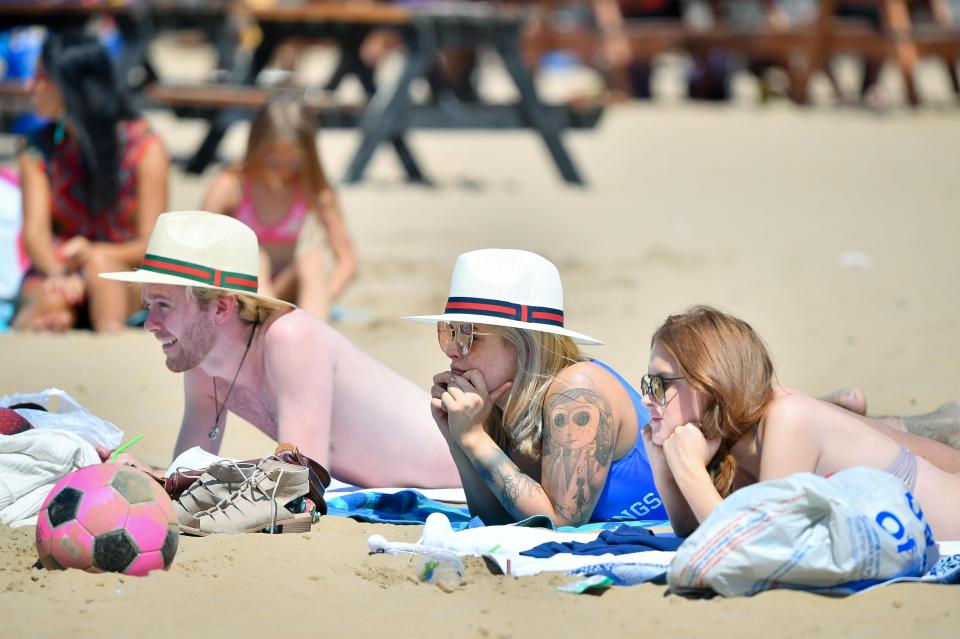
[406,249,667,526]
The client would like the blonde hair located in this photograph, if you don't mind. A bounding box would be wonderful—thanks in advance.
[486,326,585,460]
[242,94,330,202]
[187,287,288,324]
[651,306,776,497]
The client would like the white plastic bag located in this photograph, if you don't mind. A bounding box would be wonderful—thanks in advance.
[668,467,939,596]
[0,388,123,450]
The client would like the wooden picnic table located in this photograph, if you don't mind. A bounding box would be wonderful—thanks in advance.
[197,1,596,184]
[0,1,600,185]
[0,2,238,90]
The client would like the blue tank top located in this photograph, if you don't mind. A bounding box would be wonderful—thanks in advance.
[588,360,668,523]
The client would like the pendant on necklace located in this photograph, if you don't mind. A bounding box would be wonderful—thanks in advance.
[208,425,220,439]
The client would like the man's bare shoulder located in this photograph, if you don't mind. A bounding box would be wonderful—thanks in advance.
[262,309,334,365]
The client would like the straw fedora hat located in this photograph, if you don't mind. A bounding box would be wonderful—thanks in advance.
[404,248,602,345]
[100,210,294,307]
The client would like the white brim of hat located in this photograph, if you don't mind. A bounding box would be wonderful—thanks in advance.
[402,313,603,346]
[100,269,295,308]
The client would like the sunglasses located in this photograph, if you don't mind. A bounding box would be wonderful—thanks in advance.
[437,321,494,356]
[640,373,685,407]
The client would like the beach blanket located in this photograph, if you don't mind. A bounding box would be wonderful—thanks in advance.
[521,525,683,557]
[0,429,101,527]
[327,490,472,527]
[368,512,675,578]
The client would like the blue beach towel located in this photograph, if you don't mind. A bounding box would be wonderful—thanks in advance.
[521,525,683,558]
[325,490,472,528]
[324,488,670,532]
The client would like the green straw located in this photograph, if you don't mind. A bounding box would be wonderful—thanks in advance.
[111,434,144,462]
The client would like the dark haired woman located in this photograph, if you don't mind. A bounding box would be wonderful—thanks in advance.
[14,31,169,332]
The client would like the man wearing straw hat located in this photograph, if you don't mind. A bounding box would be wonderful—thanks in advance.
[101,210,460,487]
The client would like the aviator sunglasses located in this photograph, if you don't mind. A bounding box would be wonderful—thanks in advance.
[640,373,685,407]
[437,321,494,356]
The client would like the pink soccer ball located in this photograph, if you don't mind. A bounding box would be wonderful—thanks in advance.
[36,464,179,576]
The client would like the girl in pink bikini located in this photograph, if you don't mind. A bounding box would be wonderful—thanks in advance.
[201,96,356,319]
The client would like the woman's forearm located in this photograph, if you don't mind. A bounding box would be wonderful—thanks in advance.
[24,231,64,275]
[325,255,356,301]
[89,239,148,267]
[444,436,514,525]
[458,432,562,524]
[672,466,723,526]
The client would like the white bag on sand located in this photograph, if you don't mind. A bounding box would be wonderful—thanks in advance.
[668,467,939,596]
[0,388,123,450]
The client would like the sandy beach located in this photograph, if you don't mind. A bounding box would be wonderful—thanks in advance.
[2,39,960,637]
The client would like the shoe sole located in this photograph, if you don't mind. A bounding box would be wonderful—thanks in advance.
[178,512,313,536]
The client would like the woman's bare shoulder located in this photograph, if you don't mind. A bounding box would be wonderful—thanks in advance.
[762,391,824,436]
[547,360,625,407]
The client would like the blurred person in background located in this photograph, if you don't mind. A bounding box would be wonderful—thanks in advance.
[201,95,357,320]
[14,31,169,332]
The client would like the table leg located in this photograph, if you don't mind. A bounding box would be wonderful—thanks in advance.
[881,0,920,106]
[182,31,280,174]
[114,11,159,92]
[343,33,432,184]
[495,36,584,185]
[324,27,377,95]
[185,110,239,175]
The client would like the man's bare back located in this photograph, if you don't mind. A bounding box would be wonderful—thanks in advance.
[144,285,459,488]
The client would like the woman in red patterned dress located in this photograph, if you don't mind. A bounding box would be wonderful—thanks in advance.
[14,31,169,331]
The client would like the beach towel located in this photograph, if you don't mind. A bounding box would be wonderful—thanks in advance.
[368,512,675,578]
[0,429,101,527]
[327,490,472,527]
[521,525,683,557]
[668,467,940,597]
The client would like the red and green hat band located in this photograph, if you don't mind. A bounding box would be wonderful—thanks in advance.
[139,254,258,293]
[444,296,564,327]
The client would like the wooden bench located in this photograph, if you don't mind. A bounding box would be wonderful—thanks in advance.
[520,0,960,106]
[144,81,605,180]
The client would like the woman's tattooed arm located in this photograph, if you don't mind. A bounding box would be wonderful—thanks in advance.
[541,386,616,525]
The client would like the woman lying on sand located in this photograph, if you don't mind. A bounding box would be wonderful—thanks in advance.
[404,250,954,528]
[406,249,668,526]
[642,305,960,539]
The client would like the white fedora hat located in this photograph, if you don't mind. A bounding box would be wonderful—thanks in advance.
[404,248,602,345]
[100,210,293,307]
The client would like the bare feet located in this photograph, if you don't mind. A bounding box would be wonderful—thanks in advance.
[901,401,960,450]
[821,387,867,415]
[13,308,74,332]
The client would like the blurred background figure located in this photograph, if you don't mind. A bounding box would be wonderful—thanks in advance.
[201,95,357,320]
[13,30,169,332]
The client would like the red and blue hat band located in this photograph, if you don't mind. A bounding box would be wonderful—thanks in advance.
[139,254,259,293]
[444,296,564,327]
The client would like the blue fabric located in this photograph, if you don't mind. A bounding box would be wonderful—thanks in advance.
[324,490,671,533]
[588,360,668,524]
[569,553,960,593]
[325,490,472,529]
[809,553,960,595]
[520,524,683,558]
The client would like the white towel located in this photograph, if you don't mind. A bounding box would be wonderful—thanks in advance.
[368,513,675,578]
[0,429,101,527]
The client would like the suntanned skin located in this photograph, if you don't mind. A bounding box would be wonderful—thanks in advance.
[142,283,460,488]
[431,324,639,527]
[643,342,960,540]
